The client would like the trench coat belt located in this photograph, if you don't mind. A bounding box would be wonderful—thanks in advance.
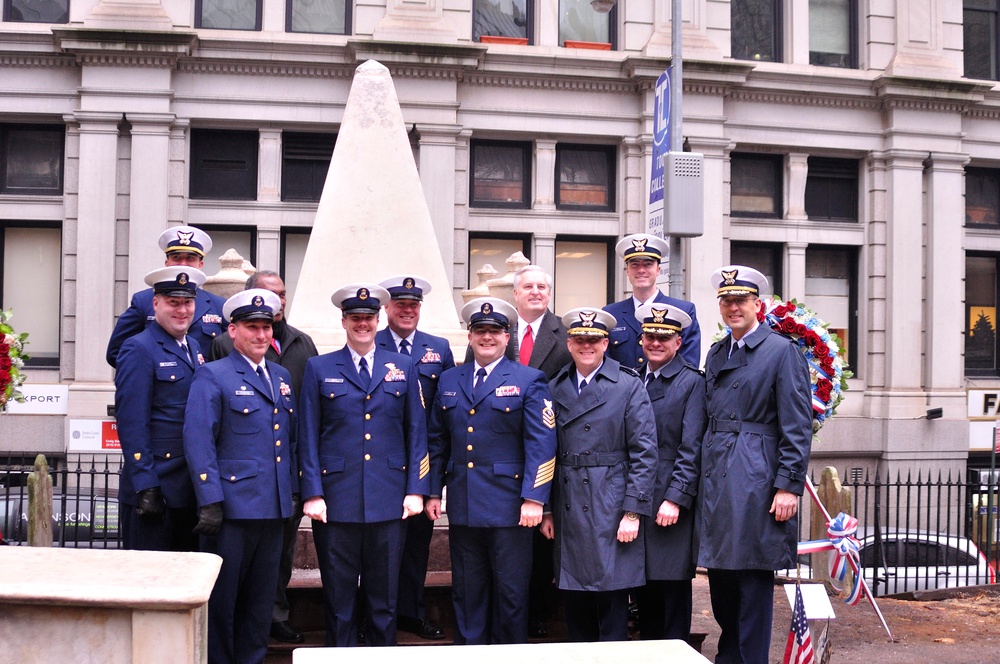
[708,417,779,437]
[557,451,628,468]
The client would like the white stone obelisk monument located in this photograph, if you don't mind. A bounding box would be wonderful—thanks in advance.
[288,60,462,352]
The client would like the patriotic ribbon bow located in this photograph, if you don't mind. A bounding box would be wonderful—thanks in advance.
[797,511,863,605]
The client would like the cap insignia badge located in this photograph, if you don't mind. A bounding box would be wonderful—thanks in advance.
[178,272,188,285]
[580,311,597,327]
[404,277,415,289]
[722,269,738,285]
[482,303,492,315]
[359,288,369,300]
[631,238,648,252]
[252,295,264,307]
[651,307,666,324]
[177,230,193,245]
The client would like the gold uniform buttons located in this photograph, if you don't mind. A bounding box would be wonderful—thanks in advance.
[505,407,510,412]
[330,393,335,398]
[469,409,475,415]
[275,440,281,447]
[230,475,236,481]
[466,445,473,451]
[365,454,371,461]
[274,424,280,430]
[243,408,250,414]
[365,433,372,440]
[276,456,281,463]
[366,395,371,401]
[274,408,278,415]
[468,462,474,468]
[365,413,371,420]
[467,426,474,433]
[165,453,171,459]
[170,375,176,380]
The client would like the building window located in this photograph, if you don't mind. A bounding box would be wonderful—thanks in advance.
[474,0,532,44]
[554,237,612,313]
[806,245,858,370]
[470,140,531,209]
[189,129,259,200]
[281,132,336,202]
[3,0,68,22]
[281,228,310,305]
[196,0,262,30]
[964,1,998,80]
[1,124,63,196]
[967,254,999,374]
[286,0,349,34]
[966,167,1000,226]
[731,153,782,218]
[809,0,856,68]
[1,223,61,367]
[732,0,781,62]
[555,144,615,212]
[468,234,530,292]
[730,241,782,298]
[805,157,859,222]
[559,0,615,49]
[197,225,257,276]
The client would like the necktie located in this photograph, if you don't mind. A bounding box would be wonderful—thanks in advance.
[519,325,534,365]
[256,365,273,400]
[473,367,487,398]
[729,340,739,359]
[270,338,281,356]
[359,357,371,388]
[578,378,588,394]
[400,339,410,356]
[644,371,653,388]
[181,341,192,364]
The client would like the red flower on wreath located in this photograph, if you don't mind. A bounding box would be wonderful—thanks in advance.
[774,305,788,317]
[796,323,809,336]
[0,370,9,385]
[0,342,8,354]
[780,318,798,335]
[814,342,830,358]
[0,355,9,371]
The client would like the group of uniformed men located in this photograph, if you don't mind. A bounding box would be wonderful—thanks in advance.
[110,225,812,664]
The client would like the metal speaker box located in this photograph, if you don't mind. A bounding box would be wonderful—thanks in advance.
[663,151,704,237]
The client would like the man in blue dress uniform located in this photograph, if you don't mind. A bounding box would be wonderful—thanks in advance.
[107,225,227,367]
[299,283,429,647]
[115,266,207,552]
[603,233,701,370]
[376,275,454,641]
[183,288,298,664]
[425,297,557,645]
[633,302,705,642]
[699,265,812,664]
[542,307,658,642]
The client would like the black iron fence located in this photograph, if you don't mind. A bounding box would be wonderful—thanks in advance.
[793,468,999,596]
[0,453,122,547]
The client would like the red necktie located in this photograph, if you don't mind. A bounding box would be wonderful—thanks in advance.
[270,338,281,356]
[519,325,534,365]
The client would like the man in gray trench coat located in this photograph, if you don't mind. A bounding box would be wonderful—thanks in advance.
[540,307,658,642]
[699,265,812,664]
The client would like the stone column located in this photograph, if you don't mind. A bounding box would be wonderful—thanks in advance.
[924,152,968,399]
[125,114,174,293]
[256,227,281,273]
[532,233,557,284]
[881,149,927,414]
[622,136,646,235]
[417,123,463,290]
[787,153,809,221]
[258,128,282,203]
[785,242,807,301]
[534,139,557,211]
[884,0,962,78]
[70,112,121,402]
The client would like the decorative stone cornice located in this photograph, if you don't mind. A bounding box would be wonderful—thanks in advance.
[52,27,195,67]
[0,54,75,68]
[177,60,352,78]
[346,39,484,69]
[462,71,635,93]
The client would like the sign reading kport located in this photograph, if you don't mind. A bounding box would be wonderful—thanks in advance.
[69,419,121,452]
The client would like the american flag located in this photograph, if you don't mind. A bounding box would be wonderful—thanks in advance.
[782,583,815,664]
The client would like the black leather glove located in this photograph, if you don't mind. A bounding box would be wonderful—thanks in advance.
[135,487,166,522]
[193,502,224,536]
[291,493,302,519]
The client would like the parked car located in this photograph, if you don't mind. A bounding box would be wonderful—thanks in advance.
[0,491,120,548]
[778,528,997,595]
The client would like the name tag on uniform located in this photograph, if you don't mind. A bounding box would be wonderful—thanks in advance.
[235,389,255,396]
[443,391,457,397]
[495,386,521,397]
[145,315,155,321]
[159,361,178,367]
[612,326,627,332]
[324,378,344,383]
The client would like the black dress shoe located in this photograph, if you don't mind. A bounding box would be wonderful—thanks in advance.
[270,621,304,644]
[529,620,548,638]
[398,616,445,640]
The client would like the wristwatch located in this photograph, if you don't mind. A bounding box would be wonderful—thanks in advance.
[625,511,638,521]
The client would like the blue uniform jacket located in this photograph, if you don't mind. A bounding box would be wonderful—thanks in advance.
[697,324,812,571]
[107,287,227,367]
[298,347,429,523]
[603,291,701,369]
[375,327,455,424]
[642,357,706,581]
[183,352,298,520]
[114,322,204,507]
[428,357,557,528]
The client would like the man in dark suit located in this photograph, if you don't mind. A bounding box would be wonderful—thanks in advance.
[115,266,207,552]
[107,225,227,367]
[603,233,701,370]
[184,288,298,664]
[634,302,705,642]
[209,270,318,645]
[375,275,454,640]
[299,283,429,647]
[425,297,557,644]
